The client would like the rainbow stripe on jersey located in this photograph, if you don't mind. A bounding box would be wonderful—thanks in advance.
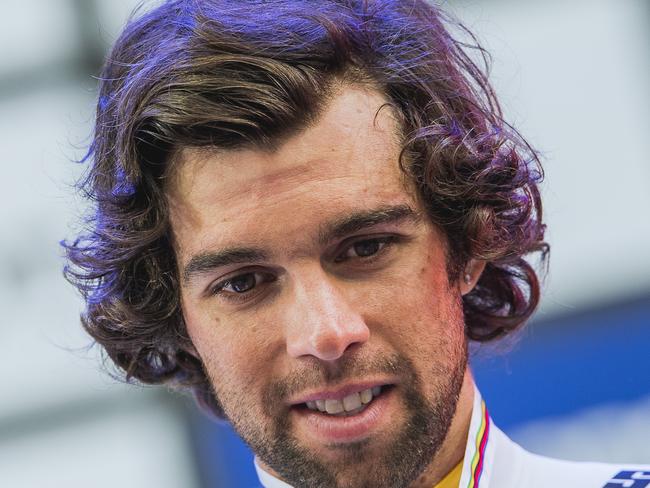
[467,400,490,488]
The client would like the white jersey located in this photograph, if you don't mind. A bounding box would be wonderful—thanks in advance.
[460,387,650,488]
[255,386,650,487]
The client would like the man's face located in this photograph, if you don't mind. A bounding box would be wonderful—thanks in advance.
[168,86,470,488]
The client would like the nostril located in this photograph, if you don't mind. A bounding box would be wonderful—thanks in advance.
[342,341,363,355]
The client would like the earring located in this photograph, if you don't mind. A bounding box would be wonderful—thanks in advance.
[463,273,472,285]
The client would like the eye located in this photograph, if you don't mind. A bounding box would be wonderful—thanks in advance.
[211,271,274,298]
[335,236,396,263]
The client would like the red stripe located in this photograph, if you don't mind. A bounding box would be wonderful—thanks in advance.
[472,407,490,485]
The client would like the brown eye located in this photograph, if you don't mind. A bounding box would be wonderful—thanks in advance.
[336,236,397,262]
[214,272,271,296]
[353,239,381,257]
[226,273,257,293]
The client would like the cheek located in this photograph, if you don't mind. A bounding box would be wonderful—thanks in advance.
[364,253,462,356]
[193,329,265,420]
[184,302,281,401]
[182,300,220,355]
[369,252,452,319]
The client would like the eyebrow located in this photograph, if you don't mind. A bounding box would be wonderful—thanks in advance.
[317,204,420,245]
[181,203,419,286]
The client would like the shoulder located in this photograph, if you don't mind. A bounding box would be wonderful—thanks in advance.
[491,426,650,488]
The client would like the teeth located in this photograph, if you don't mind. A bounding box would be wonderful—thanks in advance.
[342,392,362,411]
[304,386,385,414]
[325,399,344,414]
[360,388,373,404]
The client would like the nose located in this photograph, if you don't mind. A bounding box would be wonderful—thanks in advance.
[285,269,370,361]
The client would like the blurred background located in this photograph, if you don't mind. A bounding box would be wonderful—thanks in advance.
[0,0,648,486]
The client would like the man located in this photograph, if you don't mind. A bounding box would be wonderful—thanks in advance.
[64,1,649,487]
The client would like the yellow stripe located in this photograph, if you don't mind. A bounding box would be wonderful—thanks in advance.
[467,401,487,488]
[433,459,463,488]
[433,460,463,488]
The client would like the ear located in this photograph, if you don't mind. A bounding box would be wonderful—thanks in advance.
[459,259,486,296]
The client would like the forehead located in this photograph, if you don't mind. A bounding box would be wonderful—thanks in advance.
[166,86,415,259]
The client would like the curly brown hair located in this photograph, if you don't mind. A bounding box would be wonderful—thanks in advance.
[63,0,548,418]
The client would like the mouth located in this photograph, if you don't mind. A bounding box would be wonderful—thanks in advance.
[289,383,396,444]
[292,384,391,416]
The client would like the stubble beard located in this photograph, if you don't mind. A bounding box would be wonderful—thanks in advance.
[220,339,468,488]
